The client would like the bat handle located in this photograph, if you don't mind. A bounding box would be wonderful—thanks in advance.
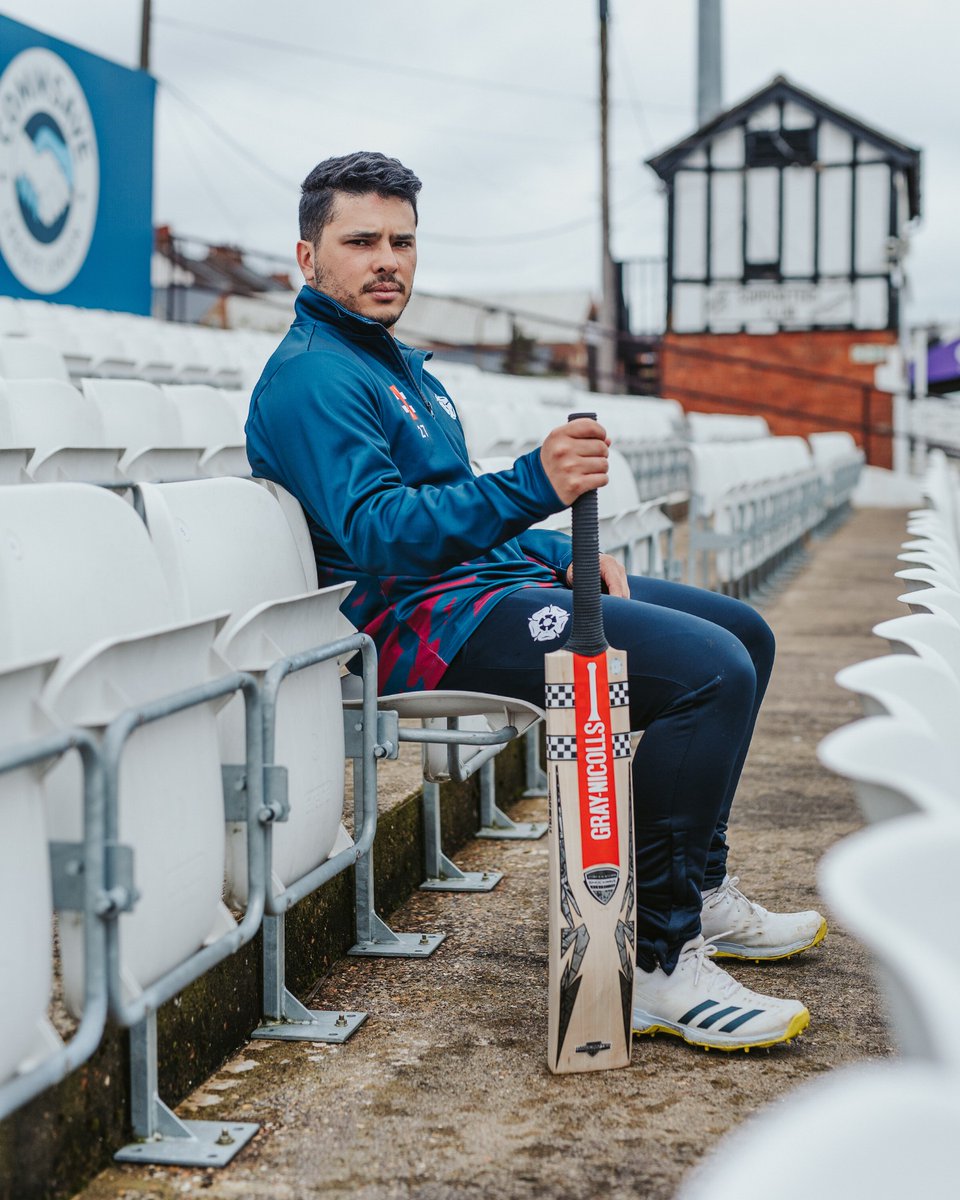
[564,411,608,657]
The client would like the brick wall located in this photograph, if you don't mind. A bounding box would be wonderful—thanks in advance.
[660,329,897,467]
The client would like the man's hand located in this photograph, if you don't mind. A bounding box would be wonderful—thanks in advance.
[565,553,629,599]
[540,417,610,507]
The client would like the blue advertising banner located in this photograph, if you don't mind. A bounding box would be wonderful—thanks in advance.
[0,15,155,314]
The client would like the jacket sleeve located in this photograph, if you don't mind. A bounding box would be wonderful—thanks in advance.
[516,528,573,581]
[246,352,567,578]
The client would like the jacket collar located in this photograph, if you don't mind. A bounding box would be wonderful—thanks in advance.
[294,285,432,378]
[295,284,399,341]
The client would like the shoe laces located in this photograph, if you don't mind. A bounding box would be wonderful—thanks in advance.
[703,873,767,919]
[679,933,740,996]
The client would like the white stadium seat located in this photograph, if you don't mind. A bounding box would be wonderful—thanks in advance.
[0,335,70,383]
[0,483,233,1009]
[820,813,960,1067]
[81,378,203,481]
[138,477,354,902]
[874,611,960,681]
[834,651,960,743]
[0,655,61,1088]
[0,378,122,484]
[160,384,249,477]
[677,1062,960,1200]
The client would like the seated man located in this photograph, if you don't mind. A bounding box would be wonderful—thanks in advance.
[245,150,826,1053]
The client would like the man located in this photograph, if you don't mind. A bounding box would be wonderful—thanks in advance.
[246,151,826,1053]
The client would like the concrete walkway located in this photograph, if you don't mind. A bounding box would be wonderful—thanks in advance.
[75,506,909,1200]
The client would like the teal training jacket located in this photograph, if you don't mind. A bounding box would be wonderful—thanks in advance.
[245,285,573,693]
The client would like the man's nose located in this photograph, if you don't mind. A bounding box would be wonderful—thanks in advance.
[372,241,400,273]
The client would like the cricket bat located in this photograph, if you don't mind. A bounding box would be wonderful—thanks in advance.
[546,412,636,1074]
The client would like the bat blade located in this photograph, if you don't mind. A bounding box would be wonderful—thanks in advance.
[546,642,635,1074]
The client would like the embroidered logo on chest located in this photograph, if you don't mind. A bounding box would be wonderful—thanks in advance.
[389,384,418,420]
[435,393,457,421]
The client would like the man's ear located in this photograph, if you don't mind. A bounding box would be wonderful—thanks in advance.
[296,239,316,284]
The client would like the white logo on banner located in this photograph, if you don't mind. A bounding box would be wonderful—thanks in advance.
[0,47,100,294]
[528,604,569,642]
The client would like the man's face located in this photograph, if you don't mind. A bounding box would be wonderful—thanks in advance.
[297,191,417,330]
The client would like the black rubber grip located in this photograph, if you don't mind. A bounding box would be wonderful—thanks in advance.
[563,411,607,656]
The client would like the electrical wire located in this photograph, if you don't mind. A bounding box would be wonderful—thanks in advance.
[160,40,591,149]
[156,15,597,107]
[156,14,689,115]
[161,91,248,234]
[158,78,299,192]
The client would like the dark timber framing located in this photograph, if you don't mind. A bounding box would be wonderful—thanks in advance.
[647,74,922,335]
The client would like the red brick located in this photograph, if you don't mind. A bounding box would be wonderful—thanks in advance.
[660,330,896,467]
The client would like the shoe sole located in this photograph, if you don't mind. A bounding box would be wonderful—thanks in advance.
[631,1006,810,1052]
[710,919,828,963]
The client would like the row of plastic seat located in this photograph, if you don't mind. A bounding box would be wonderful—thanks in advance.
[0,376,248,484]
[474,446,677,579]
[679,449,960,1199]
[0,301,277,390]
[686,433,865,595]
[0,476,547,1169]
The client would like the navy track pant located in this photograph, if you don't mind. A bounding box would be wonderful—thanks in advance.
[438,576,776,973]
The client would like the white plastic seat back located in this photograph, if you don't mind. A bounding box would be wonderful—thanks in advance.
[0,336,69,383]
[0,656,61,1085]
[834,653,960,743]
[820,814,960,1067]
[46,616,232,1010]
[81,378,202,480]
[139,478,354,902]
[817,714,960,822]
[256,479,320,587]
[0,379,121,483]
[677,1062,960,1200]
[0,484,232,1011]
[0,484,173,663]
[900,584,960,626]
[161,384,249,478]
[808,430,857,464]
[874,612,960,681]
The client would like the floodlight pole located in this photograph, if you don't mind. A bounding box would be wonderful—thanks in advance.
[140,0,153,72]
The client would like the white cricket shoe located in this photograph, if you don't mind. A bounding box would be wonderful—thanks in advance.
[700,874,827,961]
[632,935,810,1051]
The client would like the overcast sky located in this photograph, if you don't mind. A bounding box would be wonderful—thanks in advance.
[5,1,958,324]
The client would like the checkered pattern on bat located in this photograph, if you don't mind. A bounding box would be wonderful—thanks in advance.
[546,734,578,761]
[547,731,633,760]
[612,731,632,758]
[545,680,630,709]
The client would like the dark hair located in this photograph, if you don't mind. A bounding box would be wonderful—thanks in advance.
[299,151,422,243]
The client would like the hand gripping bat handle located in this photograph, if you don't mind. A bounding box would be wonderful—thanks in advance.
[563,411,608,657]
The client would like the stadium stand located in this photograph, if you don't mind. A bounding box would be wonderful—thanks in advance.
[0,292,879,1186]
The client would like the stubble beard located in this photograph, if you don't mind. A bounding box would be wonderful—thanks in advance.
[312,267,409,330]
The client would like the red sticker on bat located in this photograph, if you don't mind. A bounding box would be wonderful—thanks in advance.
[573,652,620,884]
